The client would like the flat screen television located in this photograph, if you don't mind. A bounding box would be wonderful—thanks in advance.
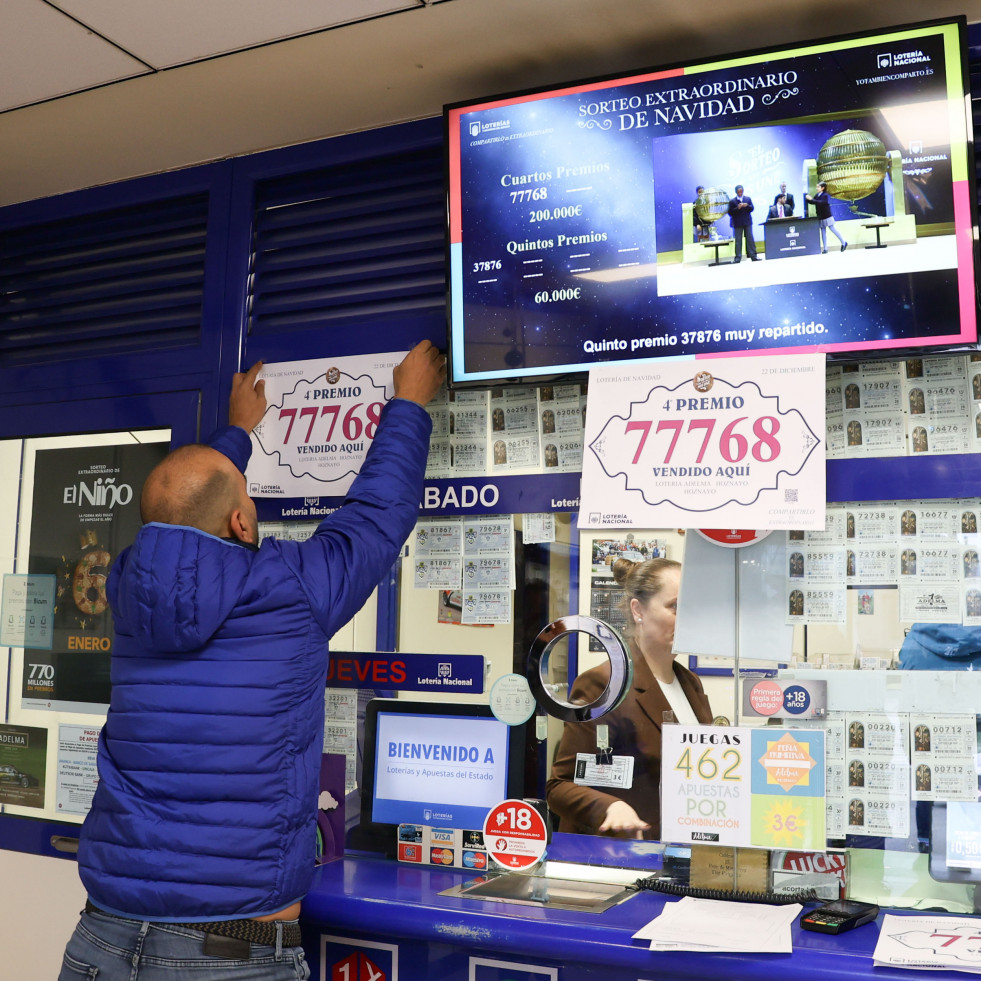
[353,698,525,853]
[445,17,977,387]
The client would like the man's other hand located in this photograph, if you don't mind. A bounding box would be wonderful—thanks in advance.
[229,361,267,433]
[393,340,446,406]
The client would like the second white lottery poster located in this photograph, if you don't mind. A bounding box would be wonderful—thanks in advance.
[579,354,826,530]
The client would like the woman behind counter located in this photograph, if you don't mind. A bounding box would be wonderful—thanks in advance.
[546,557,713,839]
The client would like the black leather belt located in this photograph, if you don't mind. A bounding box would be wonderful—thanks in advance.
[84,900,302,958]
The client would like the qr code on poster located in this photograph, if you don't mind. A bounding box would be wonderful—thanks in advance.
[785,488,799,502]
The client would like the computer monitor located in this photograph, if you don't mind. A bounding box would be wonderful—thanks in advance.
[353,698,525,853]
[929,802,981,886]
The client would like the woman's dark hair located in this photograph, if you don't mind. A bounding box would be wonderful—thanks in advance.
[611,557,681,631]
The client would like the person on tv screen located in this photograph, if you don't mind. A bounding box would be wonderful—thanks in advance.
[773,181,795,215]
[546,557,712,840]
[805,181,848,253]
[692,184,711,242]
[727,185,758,261]
[768,194,791,220]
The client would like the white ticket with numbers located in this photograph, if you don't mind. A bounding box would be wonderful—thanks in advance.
[574,753,635,790]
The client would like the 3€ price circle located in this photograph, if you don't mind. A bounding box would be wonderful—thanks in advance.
[483,799,548,871]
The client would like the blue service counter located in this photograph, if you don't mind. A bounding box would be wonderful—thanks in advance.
[299,853,939,981]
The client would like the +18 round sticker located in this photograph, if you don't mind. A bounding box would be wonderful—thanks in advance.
[748,680,811,717]
[483,799,548,871]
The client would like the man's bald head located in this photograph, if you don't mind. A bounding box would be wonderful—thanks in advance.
[141,444,248,538]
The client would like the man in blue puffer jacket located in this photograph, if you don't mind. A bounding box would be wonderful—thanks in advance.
[59,340,444,981]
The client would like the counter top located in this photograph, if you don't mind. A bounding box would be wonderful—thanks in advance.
[300,854,954,981]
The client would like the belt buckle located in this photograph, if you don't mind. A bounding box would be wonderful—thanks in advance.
[203,933,252,960]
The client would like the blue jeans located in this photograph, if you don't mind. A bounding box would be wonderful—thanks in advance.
[59,910,310,981]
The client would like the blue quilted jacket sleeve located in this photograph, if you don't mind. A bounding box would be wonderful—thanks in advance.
[207,424,253,471]
[207,400,430,639]
[285,397,430,635]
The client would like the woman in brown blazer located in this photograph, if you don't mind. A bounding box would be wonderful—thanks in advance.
[546,557,712,840]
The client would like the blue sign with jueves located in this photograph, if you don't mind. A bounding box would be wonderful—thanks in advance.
[325,652,485,693]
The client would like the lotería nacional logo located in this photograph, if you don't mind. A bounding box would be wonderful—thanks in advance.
[877,49,931,70]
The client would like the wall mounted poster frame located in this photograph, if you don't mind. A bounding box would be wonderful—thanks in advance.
[21,440,169,712]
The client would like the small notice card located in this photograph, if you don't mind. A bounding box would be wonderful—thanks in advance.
[874,913,981,973]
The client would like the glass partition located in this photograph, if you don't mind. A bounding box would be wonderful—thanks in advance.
[535,500,981,912]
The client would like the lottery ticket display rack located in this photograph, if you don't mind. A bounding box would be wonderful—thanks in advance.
[298,836,921,981]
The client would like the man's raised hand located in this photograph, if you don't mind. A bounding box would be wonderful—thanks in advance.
[393,340,446,406]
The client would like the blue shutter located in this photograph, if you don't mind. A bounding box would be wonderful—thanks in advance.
[0,193,209,366]
[247,142,446,337]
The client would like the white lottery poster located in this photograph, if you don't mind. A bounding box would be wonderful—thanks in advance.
[579,354,825,530]
[245,352,404,498]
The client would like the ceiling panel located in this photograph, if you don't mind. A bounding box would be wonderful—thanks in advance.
[56,0,425,69]
[0,0,148,111]
[0,0,976,208]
